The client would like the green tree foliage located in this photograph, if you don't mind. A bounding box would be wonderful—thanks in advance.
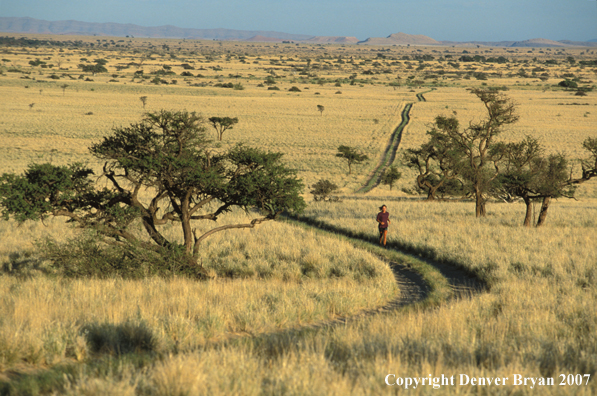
[310,179,339,202]
[78,63,108,74]
[404,116,465,200]
[497,136,597,227]
[208,116,239,141]
[381,166,402,191]
[0,110,305,275]
[336,145,368,175]
[558,79,578,89]
[444,89,519,217]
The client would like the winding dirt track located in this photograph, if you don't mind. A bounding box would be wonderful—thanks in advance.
[270,87,485,333]
[356,89,436,194]
[356,103,413,194]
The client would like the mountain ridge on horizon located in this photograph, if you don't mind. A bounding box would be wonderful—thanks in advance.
[1,17,596,47]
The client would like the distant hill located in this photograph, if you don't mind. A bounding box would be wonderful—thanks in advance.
[358,32,440,45]
[245,35,285,43]
[0,17,313,41]
[1,17,596,47]
[508,38,567,47]
[304,36,360,44]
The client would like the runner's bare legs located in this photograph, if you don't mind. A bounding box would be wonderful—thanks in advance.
[379,229,387,247]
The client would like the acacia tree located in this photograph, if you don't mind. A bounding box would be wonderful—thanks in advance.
[404,115,464,200]
[535,137,597,227]
[310,179,339,202]
[208,116,239,141]
[0,110,305,273]
[444,89,519,217]
[336,145,368,175]
[496,136,545,226]
[498,136,597,227]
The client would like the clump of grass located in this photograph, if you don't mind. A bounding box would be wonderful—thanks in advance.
[83,321,157,355]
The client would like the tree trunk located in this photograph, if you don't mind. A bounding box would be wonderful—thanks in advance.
[536,196,551,227]
[523,196,532,227]
[425,188,437,201]
[348,162,352,175]
[180,199,195,255]
[475,189,486,217]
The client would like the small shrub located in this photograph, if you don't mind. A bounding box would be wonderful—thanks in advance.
[289,86,301,92]
[268,86,280,91]
[558,79,578,89]
[310,179,340,202]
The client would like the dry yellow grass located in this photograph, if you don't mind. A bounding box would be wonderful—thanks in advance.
[1,36,596,394]
[0,211,397,371]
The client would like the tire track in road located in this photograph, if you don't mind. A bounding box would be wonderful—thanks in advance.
[416,88,436,102]
[356,103,413,194]
[356,88,436,193]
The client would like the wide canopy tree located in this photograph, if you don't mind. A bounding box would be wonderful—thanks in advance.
[0,110,305,272]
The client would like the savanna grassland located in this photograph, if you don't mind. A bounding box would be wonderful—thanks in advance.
[0,34,597,395]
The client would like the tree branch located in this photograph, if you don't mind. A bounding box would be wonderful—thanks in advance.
[192,217,271,256]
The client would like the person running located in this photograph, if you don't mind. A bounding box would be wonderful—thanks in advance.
[376,205,390,248]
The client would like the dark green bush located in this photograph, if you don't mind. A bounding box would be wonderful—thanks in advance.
[38,232,206,280]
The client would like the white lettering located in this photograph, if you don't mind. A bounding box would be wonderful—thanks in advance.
[460,374,470,385]
[433,377,440,389]
[405,378,413,389]
[385,374,395,386]
[514,374,522,386]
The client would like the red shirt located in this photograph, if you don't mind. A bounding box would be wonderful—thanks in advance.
[377,212,390,228]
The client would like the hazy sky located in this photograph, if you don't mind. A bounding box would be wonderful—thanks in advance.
[2,0,596,41]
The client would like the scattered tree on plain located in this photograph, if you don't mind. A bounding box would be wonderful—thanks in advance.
[317,105,325,116]
[381,166,402,191]
[441,89,519,217]
[208,116,239,141]
[336,145,368,175]
[310,179,339,202]
[0,110,305,276]
[534,137,597,226]
[139,96,148,108]
[475,134,596,227]
[404,116,464,200]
